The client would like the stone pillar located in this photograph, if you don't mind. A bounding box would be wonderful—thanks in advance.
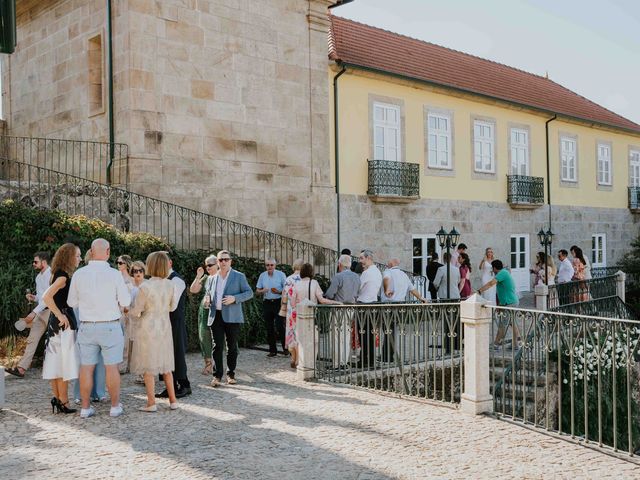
[460,294,493,415]
[296,304,316,381]
[534,284,549,311]
[616,271,626,303]
[0,366,5,408]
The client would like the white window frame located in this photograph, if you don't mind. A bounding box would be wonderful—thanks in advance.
[427,113,452,169]
[510,127,529,176]
[592,233,607,268]
[630,149,640,187]
[373,102,401,162]
[473,120,495,173]
[560,136,577,182]
[597,143,612,186]
[412,235,441,277]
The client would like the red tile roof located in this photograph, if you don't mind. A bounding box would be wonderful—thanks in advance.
[329,16,640,134]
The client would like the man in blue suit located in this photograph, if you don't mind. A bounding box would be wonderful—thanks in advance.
[206,250,253,386]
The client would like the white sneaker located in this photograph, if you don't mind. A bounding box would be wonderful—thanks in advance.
[138,404,157,413]
[109,403,124,417]
[80,407,96,419]
[170,402,179,410]
[74,398,81,405]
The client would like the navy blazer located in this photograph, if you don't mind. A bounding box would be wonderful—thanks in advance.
[207,269,254,324]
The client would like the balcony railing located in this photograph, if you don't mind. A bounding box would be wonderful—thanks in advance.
[367,159,419,202]
[507,174,544,208]
[629,186,640,212]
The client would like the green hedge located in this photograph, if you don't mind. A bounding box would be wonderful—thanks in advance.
[0,200,328,353]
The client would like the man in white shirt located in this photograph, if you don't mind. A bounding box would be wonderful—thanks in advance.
[382,258,428,303]
[7,252,52,378]
[557,249,574,284]
[356,249,382,366]
[67,238,131,418]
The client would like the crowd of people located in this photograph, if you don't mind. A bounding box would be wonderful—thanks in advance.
[5,239,594,416]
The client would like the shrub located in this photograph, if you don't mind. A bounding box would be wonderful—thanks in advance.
[0,200,329,353]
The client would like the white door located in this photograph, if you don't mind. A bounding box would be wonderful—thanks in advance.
[412,235,441,276]
[510,234,530,292]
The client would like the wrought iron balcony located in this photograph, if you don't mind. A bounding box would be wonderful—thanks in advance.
[628,186,640,212]
[367,159,419,202]
[506,175,544,209]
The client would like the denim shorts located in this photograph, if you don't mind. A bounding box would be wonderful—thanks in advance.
[77,321,124,366]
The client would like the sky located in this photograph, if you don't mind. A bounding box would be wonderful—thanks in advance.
[334,0,640,124]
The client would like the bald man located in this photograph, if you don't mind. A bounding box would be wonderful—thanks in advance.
[68,238,131,419]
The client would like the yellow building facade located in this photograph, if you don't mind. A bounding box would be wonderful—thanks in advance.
[329,16,640,292]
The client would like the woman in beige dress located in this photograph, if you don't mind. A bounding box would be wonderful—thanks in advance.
[129,251,178,412]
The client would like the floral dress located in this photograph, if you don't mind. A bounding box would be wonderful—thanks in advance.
[283,272,302,348]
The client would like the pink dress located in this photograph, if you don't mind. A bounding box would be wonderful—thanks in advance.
[459,265,472,298]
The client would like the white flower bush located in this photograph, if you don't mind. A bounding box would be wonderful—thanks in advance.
[562,325,640,385]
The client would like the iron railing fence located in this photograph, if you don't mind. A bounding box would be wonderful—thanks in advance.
[548,275,618,310]
[553,296,639,320]
[489,305,640,458]
[2,161,429,283]
[628,186,640,211]
[367,159,419,198]
[2,162,344,276]
[315,302,463,404]
[0,135,128,187]
[506,174,544,205]
[591,266,621,278]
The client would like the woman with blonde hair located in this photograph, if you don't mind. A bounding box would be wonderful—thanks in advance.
[129,251,178,411]
[189,254,218,375]
[42,243,82,414]
[280,258,303,368]
[117,254,134,373]
[479,247,496,304]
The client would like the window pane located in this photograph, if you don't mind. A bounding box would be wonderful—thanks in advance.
[413,238,422,256]
[413,259,422,275]
[375,126,384,146]
[511,237,516,251]
[375,146,384,159]
[374,106,384,122]
[511,253,517,268]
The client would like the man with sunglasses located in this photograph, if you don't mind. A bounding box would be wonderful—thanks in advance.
[7,252,51,378]
[207,250,253,386]
[256,258,287,357]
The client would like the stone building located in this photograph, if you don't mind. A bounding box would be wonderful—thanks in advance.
[2,0,338,247]
[328,16,640,290]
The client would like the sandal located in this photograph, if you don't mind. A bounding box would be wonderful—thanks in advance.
[201,358,213,375]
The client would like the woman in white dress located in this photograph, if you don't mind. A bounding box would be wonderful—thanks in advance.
[42,243,82,414]
[478,247,496,304]
[129,251,178,412]
[128,260,146,384]
[117,254,133,373]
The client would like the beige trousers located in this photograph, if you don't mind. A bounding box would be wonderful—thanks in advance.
[17,309,49,370]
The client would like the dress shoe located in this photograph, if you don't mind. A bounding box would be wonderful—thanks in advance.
[210,377,221,387]
[155,389,169,399]
[266,352,277,358]
[6,367,25,378]
[175,386,192,398]
[226,376,237,385]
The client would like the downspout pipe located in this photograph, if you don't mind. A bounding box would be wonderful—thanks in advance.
[106,0,115,184]
[333,64,347,251]
[545,115,557,230]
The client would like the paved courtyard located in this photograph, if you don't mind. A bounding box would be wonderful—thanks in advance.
[2,349,639,479]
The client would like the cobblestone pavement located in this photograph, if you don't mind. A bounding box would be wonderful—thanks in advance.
[2,349,639,479]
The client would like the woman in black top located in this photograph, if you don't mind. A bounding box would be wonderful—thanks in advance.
[42,243,81,414]
[426,252,443,301]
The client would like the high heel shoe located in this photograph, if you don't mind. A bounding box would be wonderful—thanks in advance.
[51,397,58,414]
[52,398,77,414]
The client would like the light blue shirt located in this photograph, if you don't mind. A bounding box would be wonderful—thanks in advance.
[256,270,286,300]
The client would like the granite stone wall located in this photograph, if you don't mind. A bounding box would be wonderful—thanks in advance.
[339,194,640,288]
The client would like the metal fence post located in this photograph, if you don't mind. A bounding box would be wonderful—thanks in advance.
[0,366,5,408]
[616,270,626,303]
[534,283,548,310]
[296,304,316,381]
[460,294,493,415]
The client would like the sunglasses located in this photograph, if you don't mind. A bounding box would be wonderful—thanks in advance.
[206,264,216,268]
[218,258,231,262]
[116,261,126,265]
[265,264,275,267]
[132,269,144,274]
[32,261,39,264]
